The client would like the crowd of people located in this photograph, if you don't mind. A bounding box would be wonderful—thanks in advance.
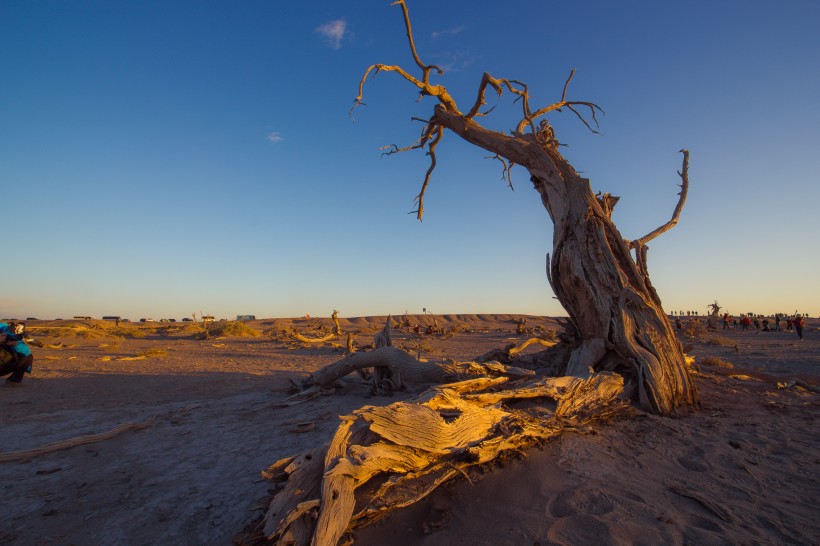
[719,312,807,339]
[673,311,808,341]
[0,321,33,386]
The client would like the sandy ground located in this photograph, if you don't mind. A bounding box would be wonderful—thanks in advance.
[0,315,817,545]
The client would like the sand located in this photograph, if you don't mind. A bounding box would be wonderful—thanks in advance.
[0,315,817,545]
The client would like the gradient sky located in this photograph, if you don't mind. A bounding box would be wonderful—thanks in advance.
[2,0,818,321]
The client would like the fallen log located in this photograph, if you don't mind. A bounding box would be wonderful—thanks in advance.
[300,346,534,394]
[291,332,337,344]
[244,372,626,546]
[476,337,557,364]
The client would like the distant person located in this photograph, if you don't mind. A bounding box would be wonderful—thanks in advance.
[786,318,793,331]
[775,314,781,331]
[794,315,806,341]
[0,330,33,386]
[762,319,770,331]
[675,317,682,330]
[723,313,730,330]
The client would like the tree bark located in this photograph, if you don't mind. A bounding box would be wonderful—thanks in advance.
[431,106,697,415]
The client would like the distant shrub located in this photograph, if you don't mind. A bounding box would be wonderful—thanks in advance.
[683,320,707,339]
[116,327,146,338]
[209,321,261,337]
[699,356,733,368]
[706,336,737,347]
[138,347,168,358]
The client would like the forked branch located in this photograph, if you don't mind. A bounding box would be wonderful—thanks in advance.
[393,0,442,84]
[630,149,690,249]
[350,1,459,118]
[487,154,515,190]
[515,70,604,136]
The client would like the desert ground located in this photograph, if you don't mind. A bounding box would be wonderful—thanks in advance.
[0,314,818,545]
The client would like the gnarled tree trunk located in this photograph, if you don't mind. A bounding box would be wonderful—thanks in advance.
[431,107,696,414]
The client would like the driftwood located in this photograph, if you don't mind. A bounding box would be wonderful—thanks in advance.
[247,372,626,545]
[776,378,820,393]
[291,332,336,344]
[477,337,557,364]
[301,346,534,395]
[0,415,157,463]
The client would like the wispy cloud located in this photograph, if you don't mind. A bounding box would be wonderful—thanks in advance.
[267,132,284,144]
[431,26,466,40]
[431,50,478,73]
[315,19,347,50]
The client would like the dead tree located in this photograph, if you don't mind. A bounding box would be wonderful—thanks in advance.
[351,0,697,415]
[331,310,342,336]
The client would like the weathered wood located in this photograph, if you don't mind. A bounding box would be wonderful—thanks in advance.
[331,310,342,336]
[477,337,557,364]
[292,332,336,344]
[303,346,534,394]
[374,315,392,348]
[258,373,625,545]
[261,448,327,541]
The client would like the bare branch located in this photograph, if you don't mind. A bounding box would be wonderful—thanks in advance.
[351,62,459,120]
[630,149,690,249]
[392,0,443,84]
[486,154,515,190]
[411,127,444,221]
[466,73,504,119]
[380,119,438,157]
[560,68,576,102]
[515,70,604,136]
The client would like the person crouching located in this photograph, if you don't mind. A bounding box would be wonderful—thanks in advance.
[1,333,33,386]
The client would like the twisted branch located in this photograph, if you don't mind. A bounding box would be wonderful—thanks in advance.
[412,127,443,220]
[351,2,603,221]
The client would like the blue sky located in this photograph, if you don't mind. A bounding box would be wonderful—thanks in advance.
[2,0,819,320]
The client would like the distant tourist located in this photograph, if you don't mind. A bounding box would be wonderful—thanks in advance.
[723,313,730,330]
[794,315,806,341]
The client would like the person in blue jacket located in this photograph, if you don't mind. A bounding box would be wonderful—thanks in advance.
[0,324,33,385]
